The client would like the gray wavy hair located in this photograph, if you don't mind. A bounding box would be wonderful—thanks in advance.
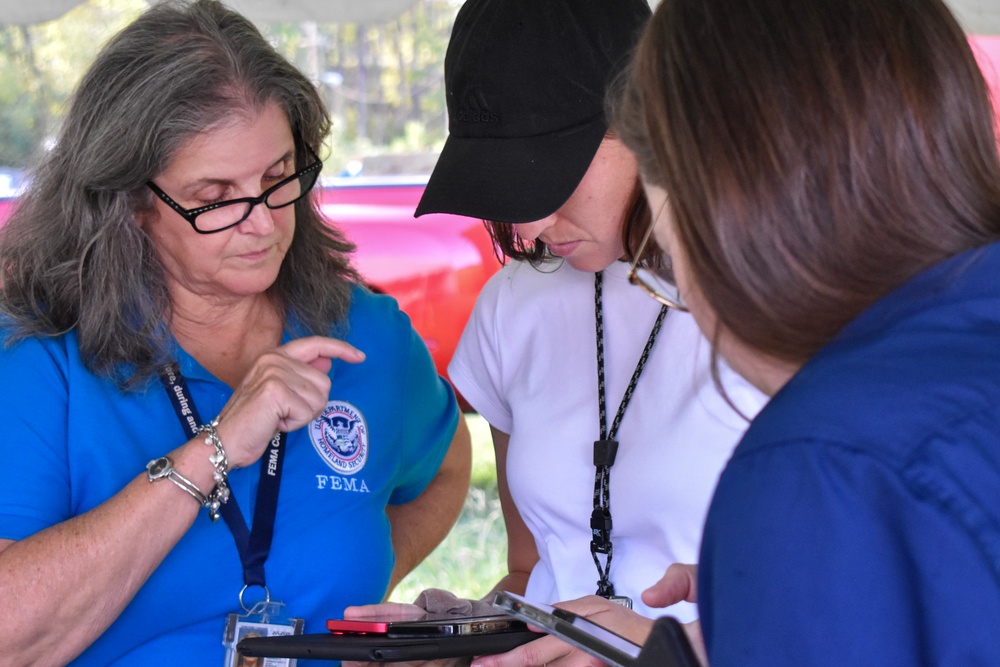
[0,0,359,386]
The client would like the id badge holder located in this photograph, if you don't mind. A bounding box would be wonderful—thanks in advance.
[606,595,633,609]
[223,593,304,667]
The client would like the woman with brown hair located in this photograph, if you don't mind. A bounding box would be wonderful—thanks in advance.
[523,0,1000,664]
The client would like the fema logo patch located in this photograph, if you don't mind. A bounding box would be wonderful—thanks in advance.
[309,401,369,475]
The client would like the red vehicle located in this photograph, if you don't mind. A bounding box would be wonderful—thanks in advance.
[0,179,501,404]
[3,33,1000,394]
[318,177,500,397]
[972,36,1000,100]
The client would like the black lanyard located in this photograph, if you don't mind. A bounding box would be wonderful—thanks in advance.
[159,363,287,592]
[591,270,668,599]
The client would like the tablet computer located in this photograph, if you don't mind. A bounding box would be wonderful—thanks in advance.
[237,627,540,662]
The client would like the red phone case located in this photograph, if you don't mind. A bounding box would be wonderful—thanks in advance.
[326,619,391,634]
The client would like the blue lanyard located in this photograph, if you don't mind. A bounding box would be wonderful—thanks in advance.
[159,363,286,589]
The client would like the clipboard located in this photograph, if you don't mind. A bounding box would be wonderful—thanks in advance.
[236,627,541,662]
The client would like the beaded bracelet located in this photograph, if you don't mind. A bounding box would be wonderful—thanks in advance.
[197,417,231,522]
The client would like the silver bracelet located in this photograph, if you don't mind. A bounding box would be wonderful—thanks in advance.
[197,417,231,522]
[168,467,209,505]
[146,456,208,506]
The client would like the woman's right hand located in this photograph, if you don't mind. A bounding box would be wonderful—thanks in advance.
[212,336,365,469]
[642,564,706,666]
[341,602,467,667]
[343,601,427,621]
[641,562,699,608]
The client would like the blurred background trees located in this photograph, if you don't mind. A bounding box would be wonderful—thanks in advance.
[0,0,459,180]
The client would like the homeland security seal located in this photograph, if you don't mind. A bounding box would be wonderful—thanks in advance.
[309,401,369,474]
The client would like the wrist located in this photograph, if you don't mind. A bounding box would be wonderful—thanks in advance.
[146,456,208,506]
[196,416,231,521]
[145,416,231,520]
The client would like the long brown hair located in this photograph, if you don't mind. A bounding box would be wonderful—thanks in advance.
[614,0,1000,365]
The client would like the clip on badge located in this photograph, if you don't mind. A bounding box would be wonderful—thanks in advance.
[605,595,633,609]
[223,588,304,667]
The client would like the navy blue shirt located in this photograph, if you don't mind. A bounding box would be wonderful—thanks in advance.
[698,242,1000,665]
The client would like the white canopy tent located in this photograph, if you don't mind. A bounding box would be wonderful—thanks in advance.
[0,0,422,25]
[1,0,999,33]
[952,0,1000,35]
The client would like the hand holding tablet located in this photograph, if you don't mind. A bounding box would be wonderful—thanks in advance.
[237,610,536,662]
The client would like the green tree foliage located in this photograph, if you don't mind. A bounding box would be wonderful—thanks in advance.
[0,0,147,168]
[0,28,40,168]
[0,0,460,176]
[264,0,460,173]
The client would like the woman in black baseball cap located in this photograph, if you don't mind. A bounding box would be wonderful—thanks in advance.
[424,0,768,613]
[351,0,765,656]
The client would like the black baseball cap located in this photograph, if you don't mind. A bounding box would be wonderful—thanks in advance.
[414,0,652,223]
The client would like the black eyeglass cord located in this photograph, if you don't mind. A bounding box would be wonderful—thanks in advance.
[591,269,669,600]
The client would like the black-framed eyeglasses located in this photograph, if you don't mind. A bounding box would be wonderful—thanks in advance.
[146,144,323,234]
[628,219,690,312]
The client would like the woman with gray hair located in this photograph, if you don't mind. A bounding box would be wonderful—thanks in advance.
[0,1,471,664]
